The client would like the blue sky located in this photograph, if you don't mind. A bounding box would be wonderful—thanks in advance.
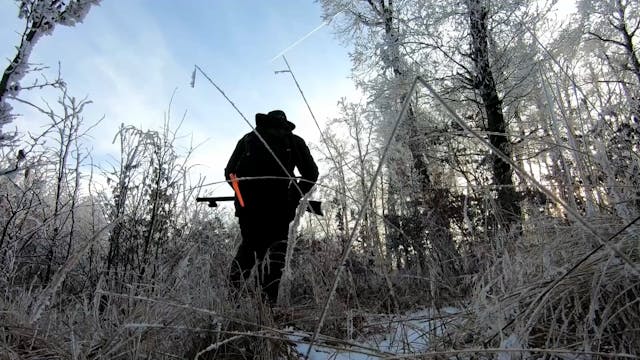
[1,1,357,194]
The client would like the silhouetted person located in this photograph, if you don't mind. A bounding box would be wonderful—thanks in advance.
[225,110,318,304]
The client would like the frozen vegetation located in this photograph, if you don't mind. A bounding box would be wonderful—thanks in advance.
[1,0,639,359]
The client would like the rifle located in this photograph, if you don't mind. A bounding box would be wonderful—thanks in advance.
[196,196,235,208]
[196,196,323,216]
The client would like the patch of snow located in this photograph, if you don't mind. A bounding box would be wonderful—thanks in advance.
[498,333,528,360]
[287,330,383,360]
[286,308,461,360]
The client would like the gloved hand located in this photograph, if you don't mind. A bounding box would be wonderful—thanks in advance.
[287,188,302,209]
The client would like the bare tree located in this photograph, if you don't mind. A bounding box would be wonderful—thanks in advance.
[322,0,462,278]
[583,0,640,114]
[0,86,97,288]
[102,101,199,296]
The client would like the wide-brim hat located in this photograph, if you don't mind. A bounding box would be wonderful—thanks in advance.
[256,110,296,131]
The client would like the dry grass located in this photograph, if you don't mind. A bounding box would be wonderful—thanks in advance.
[470,213,640,355]
[1,208,638,359]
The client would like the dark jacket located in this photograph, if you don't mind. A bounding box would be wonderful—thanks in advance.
[224,116,319,214]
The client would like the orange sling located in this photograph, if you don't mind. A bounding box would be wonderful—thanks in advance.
[229,173,245,207]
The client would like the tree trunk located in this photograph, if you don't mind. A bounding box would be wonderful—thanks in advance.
[379,0,461,275]
[467,0,522,233]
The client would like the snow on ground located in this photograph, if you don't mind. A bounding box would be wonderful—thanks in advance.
[286,307,461,359]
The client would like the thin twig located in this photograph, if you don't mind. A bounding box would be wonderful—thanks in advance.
[306,77,421,359]
[192,65,307,209]
[195,334,246,359]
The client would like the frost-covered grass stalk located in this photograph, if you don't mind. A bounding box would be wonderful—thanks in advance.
[471,213,640,354]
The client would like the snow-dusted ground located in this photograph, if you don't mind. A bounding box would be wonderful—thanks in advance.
[286,307,461,360]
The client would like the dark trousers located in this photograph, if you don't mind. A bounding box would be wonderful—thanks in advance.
[229,209,291,304]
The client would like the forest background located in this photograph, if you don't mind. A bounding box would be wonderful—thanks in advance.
[1,0,639,359]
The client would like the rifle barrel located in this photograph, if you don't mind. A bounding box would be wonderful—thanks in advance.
[196,196,236,207]
[195,196,323,216]
[196,196,235,202]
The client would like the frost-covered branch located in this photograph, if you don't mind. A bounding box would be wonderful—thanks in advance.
[0,0,101,143]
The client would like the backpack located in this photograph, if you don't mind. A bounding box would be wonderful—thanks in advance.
[234,129,295,209]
